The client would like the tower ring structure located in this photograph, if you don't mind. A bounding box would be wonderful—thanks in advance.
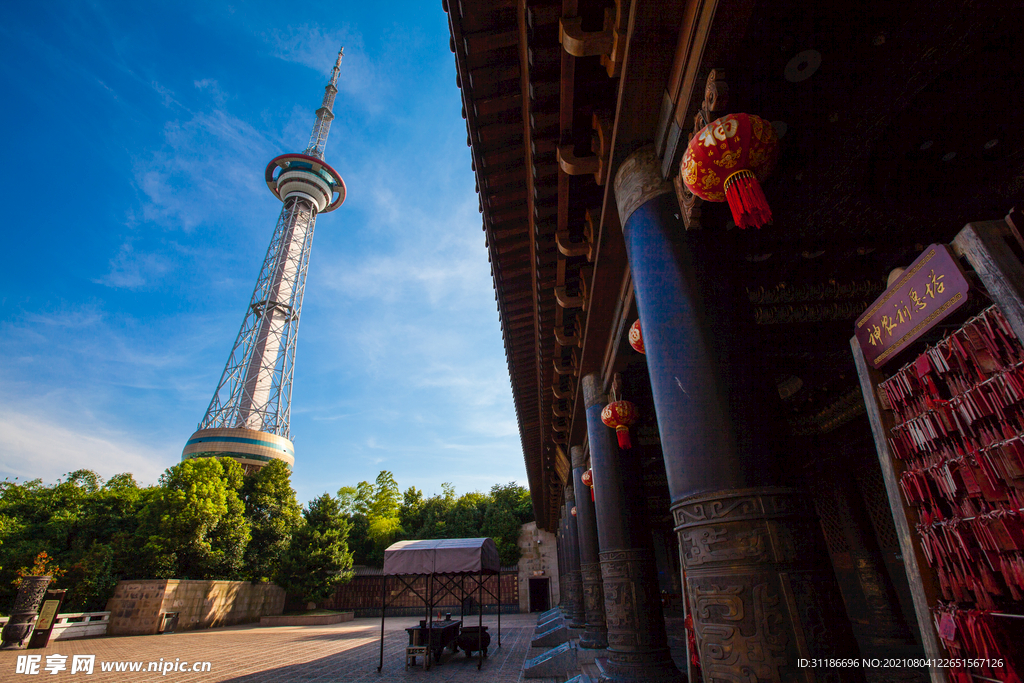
[183,47,348,474]
[265,153,346,213]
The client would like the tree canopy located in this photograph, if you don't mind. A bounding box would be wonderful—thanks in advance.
[275,493,354,605]
[0,463,532,614]
[339,473,533,567]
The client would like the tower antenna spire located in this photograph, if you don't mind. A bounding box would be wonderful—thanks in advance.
[183,47,348,474]
[305,45,345,159]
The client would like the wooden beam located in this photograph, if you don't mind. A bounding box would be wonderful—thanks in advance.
[851,337,947,683]
[952,220,1024,343]
[463,28,518,55]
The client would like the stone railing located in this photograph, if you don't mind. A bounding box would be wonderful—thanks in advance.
[0,612,109,641]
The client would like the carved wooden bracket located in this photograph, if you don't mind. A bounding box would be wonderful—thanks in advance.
[591,112,612,185]
[675,69,729,230]
[556,112,612,186]
[554,325,581,346]
[551,432,568,445]
[601,1,626,77]
[557,144,600,175]
[558,1,625,77]
[552,383,574,400]
[551,419,569,434]
[554,286,586,309]
[556,231,592,259]
[552,401,572,418]
[553,356,577,375]
[558,16,611,58]
[578,265,595,304]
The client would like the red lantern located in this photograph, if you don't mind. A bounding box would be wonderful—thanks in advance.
[601,400,639,450]
[581,469,594,487]
[680,113,779,229]
[571,506,577,517]
[628,319,644,354]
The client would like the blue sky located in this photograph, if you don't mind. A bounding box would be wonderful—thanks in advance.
[0,1,527,504]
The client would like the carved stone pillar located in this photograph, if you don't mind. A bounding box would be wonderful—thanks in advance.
[583,373,682,683]
[564,477,586,628]
[614,147,860,683]
[0,576,51,649]
[572,445,608,649]
[558,503,568,612]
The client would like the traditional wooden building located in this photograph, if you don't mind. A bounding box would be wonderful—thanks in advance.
[443,1,1024,681]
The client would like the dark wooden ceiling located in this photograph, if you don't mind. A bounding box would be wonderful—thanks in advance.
[444,0,1024,530]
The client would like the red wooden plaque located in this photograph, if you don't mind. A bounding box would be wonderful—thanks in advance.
[855,244,971,368]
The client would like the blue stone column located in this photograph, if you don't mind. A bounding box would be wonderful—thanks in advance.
[564,478,586,628]
[571,445,608,649]
[613,146,860,683]
[583,373,682,683]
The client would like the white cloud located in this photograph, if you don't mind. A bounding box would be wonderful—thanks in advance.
[135,108,279,232]
[0,410,169,487]
[263,23,389,113]
[93,240,172,290]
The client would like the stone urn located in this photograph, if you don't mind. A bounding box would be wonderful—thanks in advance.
[0,576,52,650]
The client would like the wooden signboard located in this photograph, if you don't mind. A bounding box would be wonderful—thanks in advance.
[855,244,970,368]
[27,589,66,649]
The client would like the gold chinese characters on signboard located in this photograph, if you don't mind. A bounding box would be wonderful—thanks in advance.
[855,245,971,368]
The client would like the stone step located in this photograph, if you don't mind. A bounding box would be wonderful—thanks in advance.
[536,607,561,622]
[524,641,576,679]
[531,622,569,647]
[534,618,564,636]
[565,674,595,683]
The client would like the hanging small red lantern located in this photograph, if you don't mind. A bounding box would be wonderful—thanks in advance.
[680,113,779,229]
[628,319,644,354]
[571,506,577,517]
[601,400,639,449]
[581,469,594,487]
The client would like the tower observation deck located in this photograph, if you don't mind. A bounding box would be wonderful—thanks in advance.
[182,48,347,472]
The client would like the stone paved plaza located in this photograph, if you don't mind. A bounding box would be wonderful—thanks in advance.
[0,613,562,683]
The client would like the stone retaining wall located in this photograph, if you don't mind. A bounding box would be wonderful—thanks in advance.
[106,580,285,636]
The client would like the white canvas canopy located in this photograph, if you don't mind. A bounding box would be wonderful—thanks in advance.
[376,537,503,672]
[382,538,500,576]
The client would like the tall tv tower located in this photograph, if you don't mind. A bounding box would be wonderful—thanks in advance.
[182,48,347,473]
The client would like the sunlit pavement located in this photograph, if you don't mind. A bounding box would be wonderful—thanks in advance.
[0,613,562,682]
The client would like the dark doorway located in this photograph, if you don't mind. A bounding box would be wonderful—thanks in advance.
[529,578,550,612]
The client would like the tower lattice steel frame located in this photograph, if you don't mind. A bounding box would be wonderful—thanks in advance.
[182,48,347,472]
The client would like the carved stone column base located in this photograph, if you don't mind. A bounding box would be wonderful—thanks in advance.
[599,549,684,683]
[675,487,862,683]
[564,570,585,628]
[580,561,609,648]
[596,652,683,683]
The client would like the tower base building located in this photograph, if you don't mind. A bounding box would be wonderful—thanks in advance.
[182,428,295,473]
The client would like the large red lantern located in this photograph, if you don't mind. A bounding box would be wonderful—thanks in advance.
[571,506,577,517]
[628,319,644,354]
[680,113,779,229]
[581,469,594,487]
[601,400,639,450]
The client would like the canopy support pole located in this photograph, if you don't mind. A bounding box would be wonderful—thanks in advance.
[377,575,386,672]
[478,573,483,670]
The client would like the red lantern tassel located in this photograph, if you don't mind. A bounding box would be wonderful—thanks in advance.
[616,427,632,450]
[724,170,772,229]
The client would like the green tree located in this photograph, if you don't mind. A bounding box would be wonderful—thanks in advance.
[241,460,302,582]
[366,471,402,558]
[277,494,353,605]
[0,472,151,611]
[136,458,250,580]
[337,483,372,565]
